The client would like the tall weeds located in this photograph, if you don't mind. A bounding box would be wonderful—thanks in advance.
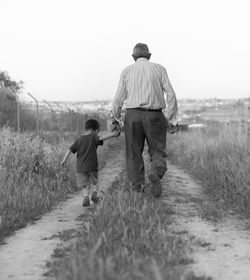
[0,128,76,237]
[0,128,124,238]
[167,122,250,215]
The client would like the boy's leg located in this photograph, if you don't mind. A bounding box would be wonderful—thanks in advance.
[90,171,98,192]
[82,184,91,206]
[76,172,89,189]
[77,172,91,206]
[83,184,90,197]
[89,172,99,204]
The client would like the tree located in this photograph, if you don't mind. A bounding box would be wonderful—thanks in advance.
[0,70,23,129]
[0,71,23,91]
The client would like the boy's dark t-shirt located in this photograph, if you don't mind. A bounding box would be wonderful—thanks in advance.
[69,133,103,173]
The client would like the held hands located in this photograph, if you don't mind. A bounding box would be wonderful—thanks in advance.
[111,120,121,137]
[113,128,121,137]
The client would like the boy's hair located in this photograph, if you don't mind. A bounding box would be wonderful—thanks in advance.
[85,119,100,131]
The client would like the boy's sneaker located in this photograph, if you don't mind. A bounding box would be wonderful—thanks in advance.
[82,196,90,207]
[91,191,99,204]
[149,174,162,198]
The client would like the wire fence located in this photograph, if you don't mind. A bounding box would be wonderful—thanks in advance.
[0,86,112,135]
[1,85,249,137]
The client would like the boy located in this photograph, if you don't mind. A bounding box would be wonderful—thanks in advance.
[61,119,120,206]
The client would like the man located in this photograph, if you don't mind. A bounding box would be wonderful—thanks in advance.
[112,43,178,198]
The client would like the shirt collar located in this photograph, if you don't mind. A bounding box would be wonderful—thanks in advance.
[136,57,149,62]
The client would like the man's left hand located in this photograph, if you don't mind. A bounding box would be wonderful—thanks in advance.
[168,122,179,134]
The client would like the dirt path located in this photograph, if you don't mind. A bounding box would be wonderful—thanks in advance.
[0,151,125,280]
[1,151,250,280]
[162,163,250,280]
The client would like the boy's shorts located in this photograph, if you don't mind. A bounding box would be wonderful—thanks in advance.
[76,171,98,188]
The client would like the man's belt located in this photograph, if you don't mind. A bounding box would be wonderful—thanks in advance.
[126,108,162,112]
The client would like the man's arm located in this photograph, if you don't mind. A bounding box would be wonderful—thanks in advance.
[161,67,178,125]
[112,69,128,120]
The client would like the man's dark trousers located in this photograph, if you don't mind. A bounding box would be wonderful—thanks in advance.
[124,109,167,185]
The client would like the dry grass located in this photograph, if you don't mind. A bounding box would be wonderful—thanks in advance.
[0,128,123,238]
[0,128,77,238]
[167,122,250,216]
[47,176,196,280]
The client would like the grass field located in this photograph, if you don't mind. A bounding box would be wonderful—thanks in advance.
[2,120,249,279]
[0,128,77,238]
[0,128,122,239]
[167,122,250,216]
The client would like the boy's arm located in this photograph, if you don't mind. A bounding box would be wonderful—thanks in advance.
[61,149,72,166]
[99,130,120,142]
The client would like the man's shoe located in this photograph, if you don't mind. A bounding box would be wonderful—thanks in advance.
[155,166,167,179]
[132,183,144,192]
[149,174,162,198]
[91,191,99,204]
[82,196,90,207]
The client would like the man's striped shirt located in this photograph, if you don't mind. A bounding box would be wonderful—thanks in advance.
[112,57,178,122]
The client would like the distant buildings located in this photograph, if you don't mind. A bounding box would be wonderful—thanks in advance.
[12,97,250,132]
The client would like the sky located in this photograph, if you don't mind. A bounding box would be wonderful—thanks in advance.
[0,0,250,102]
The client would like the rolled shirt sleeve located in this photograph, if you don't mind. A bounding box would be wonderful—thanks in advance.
[112,69,128,119]
[95,135,103,146]
[161,67,178,124]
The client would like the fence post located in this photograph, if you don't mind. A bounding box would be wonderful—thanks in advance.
[62,103,73,136]
[7,88,20,134]
[54,102,65,132]
[72,104,81,133]
[43,99,55,131]
[27,92,39,134]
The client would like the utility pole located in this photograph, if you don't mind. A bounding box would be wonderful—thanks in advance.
[27,92,39,134]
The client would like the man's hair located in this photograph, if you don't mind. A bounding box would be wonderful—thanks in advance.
[85,119,100,131]
[132,43,151,60]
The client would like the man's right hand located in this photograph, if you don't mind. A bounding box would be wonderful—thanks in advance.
[111,119,122,133]
[111,120,121,137]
